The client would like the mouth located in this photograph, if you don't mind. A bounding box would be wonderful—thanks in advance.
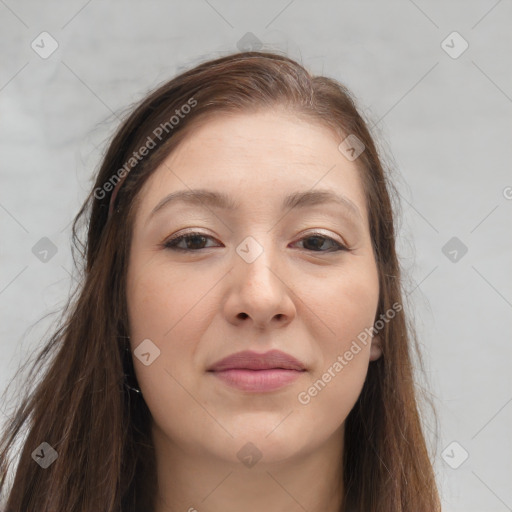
[209,368,305,392]
[207,349,307,392]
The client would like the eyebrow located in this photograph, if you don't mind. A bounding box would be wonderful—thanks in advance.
[147,188,363,224]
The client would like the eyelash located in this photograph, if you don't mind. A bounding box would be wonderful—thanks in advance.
[162,231,350,253]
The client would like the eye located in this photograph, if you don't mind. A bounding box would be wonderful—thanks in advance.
[163,230,350,254]
[163,232,220,252]
[290,232,349,253]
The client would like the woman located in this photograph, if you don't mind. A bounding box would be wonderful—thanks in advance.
[0,50,441,511]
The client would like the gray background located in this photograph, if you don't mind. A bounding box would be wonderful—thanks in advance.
[1,1,511,510]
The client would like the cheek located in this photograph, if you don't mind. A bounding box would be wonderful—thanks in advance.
[126,257,219,398]
[297,272,377,417]
[296,349,368,441]
[302,263,378,404]
[308,264,379,348]
[126,261,210,424]
[127,259,209,342]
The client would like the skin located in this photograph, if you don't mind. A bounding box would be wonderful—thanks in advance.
[126,109,382,512]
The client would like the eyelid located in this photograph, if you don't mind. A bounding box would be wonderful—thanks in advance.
[162,228,350,252]
[299,228,348,247]
[301,231,350,252]
[162,229,220,251]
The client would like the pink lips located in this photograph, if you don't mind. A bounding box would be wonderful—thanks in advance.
[207,349,306,392]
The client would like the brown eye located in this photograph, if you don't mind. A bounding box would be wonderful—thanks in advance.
[162,231,349,253]
[292,233,348,253]
[163,232,220,252]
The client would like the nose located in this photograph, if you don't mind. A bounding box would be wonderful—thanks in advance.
[223,238,296,330]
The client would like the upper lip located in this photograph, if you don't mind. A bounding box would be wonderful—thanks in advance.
[208,349,306,371]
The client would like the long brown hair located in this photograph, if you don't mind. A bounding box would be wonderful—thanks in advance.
[0,50,441,512]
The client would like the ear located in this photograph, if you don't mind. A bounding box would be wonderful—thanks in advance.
[369,334,382,361]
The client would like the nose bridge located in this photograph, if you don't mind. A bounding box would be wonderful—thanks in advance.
[235,232,279,291]
[223,228,296,329]
[231,229,296,313]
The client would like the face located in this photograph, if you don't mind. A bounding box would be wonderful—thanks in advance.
[126,109,382,466]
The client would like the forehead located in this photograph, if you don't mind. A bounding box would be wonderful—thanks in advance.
[171,109,343,166]
[135,110,368,223]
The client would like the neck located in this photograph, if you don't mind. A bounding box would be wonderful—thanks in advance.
[152,422,346,512]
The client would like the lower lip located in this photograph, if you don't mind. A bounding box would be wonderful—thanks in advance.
[210,369,304,392]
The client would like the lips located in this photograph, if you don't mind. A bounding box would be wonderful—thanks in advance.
[207,349,306,372]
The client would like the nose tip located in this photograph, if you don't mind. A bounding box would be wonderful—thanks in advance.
[225,237,297,329]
